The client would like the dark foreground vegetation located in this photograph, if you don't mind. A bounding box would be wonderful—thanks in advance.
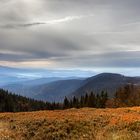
[64,84,140,109]
[0,84,140,112]
[0,89,108,112]
[0,89,48,112]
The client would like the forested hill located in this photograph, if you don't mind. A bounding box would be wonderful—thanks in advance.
[0,89,52,112]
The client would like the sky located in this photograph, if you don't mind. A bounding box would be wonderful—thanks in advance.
[0,0,140,76]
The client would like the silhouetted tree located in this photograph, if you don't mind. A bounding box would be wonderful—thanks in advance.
[63,97,69,109]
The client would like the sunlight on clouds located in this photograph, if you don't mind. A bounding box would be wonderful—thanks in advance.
[0,60,53,68]
[42,15,94,25]
[16,73,43,79]
[0,15,94,29]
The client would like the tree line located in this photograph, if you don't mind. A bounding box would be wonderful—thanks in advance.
[0,84,140,112]
[0,89,49,112]
[63,84,140,109]
[0,89,108,112]
[63,91,108,109]
[113,84,140,107]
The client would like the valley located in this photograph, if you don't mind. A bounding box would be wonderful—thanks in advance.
[1,0,140,139]
[3,73,140,102]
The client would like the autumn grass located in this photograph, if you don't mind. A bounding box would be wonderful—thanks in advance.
[1,107,140,140]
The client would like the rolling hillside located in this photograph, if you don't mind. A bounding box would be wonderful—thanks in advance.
[1,107,140,140]
[3,77,85,102]
[71,73,140,98]
[2,77,70,97]
[3,73,140,102]
[31,79,84,102]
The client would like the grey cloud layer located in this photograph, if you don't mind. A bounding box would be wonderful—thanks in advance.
[0,0,140,68]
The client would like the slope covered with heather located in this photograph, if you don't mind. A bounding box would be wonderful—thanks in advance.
[0,107,140,140]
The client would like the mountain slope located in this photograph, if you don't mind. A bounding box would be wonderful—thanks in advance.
[70,73,140,97]
[3,78,84,102]
[0,89,48,112]
[3,77,68,95]
[1,107,140,140]
[3,73,140,102]
[32,79,84,102]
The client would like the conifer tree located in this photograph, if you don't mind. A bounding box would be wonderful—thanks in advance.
[63,97,69,109]
[88,92,96,107]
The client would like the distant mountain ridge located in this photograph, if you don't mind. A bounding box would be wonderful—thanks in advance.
[2,73,140,102]
[0,65,91,86]
[3,77,85,102]
[32,79,84,102]
[70,73,140,98]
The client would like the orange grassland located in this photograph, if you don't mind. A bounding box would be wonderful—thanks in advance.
[0,107,140,140]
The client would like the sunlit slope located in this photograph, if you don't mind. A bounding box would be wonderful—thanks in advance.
[0,107,140,140]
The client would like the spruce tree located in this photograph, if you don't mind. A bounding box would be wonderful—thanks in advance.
[63,97,69,109]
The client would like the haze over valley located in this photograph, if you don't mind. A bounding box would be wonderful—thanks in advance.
[0,0,140,139]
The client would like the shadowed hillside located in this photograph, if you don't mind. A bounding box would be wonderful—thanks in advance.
[32,79,84,102]
[3,79,84,102]
[71,73,140,98]
[3,73,140,102]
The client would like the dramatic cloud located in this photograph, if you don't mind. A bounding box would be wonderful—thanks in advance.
[0,0,140,74]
